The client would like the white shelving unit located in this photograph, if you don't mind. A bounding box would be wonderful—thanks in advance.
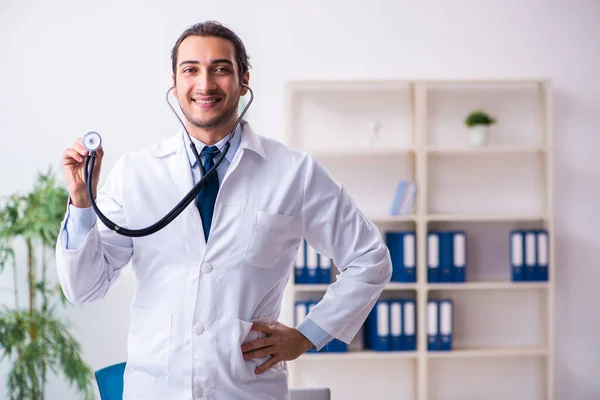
[282,79,554,400]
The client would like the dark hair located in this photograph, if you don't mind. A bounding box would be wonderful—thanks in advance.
[171,20,251,82]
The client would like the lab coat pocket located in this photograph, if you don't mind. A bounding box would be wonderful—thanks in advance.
[127,308,171,379]
[232,315,286,383]
[245,211,295,269]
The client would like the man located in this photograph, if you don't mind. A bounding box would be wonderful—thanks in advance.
[56,20,392,400]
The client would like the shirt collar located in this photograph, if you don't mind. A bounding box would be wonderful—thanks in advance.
[183,123,243,168]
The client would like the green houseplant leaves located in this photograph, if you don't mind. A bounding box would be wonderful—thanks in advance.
[464,110,497,127]
[0,167,95,400]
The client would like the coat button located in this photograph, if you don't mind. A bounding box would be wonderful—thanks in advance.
[194,387,203,397]
[193,324,204,335]
[201,263,212,273]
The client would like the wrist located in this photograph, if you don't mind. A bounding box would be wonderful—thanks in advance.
[297,330,315,352]
[70,191,92,208]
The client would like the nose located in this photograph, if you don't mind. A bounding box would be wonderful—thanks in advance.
[194,70,217,94]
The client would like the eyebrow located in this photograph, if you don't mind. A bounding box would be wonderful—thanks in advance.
[178,59,235,67]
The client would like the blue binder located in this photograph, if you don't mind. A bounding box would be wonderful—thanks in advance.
[364,300,390,351]
[536,229,549,281]
[524,230,537,281]
[319,254,332,284]
[427,300,441,351]
[510,230,524,281]
[389,300,403,351]
[403,300,416,351]
[306,244,320,284]
[439,232,453,283]
[387,231,416,283]
[439,299,453,351]
[295,240,307,284]
[427,233,440,283]
[452,231,466,282]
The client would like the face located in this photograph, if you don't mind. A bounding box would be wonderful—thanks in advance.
[172,35,249,131]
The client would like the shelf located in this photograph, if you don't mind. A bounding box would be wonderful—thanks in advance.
[427,346,548,359]
[286,80,412,92]
[285,78,554,400]
[426,146,546,155]
[297,350,417,361]
[372,214,547,222]
[426,214,547,222]
[303,146,547,157]
[294,284,331,292]
[425,78,548,86]
[385,283,418,291]
[305,147,415,158]
[294,282,417,292]
[427,282,549,291]
[296,282,548,292]
[369,215,416,223]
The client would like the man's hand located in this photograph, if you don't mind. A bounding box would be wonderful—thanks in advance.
[62,137,104,208]
[241,321,314,375]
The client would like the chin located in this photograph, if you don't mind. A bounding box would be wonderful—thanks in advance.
[191,115,227,129]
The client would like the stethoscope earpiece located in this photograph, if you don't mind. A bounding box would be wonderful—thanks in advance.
[83,131,102,152]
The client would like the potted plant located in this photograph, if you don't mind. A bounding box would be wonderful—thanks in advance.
[464,109,497,147]
[0,168,95,400]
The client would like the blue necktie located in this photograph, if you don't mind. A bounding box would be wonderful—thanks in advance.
[197,146,220,241]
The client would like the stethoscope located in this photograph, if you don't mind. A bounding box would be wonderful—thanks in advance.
[81,83,254,237]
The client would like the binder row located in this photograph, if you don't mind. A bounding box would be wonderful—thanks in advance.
[428,231,467,283]
[296,228,549,286]
[386,232,416,282]
[427,299,453,351]
[510,229,549,281]
[295,239,332,284]
[295,301,348,353]
[364,299,416,352]
[387,231,466,283]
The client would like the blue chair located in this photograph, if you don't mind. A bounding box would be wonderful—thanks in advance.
[95,362,126,400]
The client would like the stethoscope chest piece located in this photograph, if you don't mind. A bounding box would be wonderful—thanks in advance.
[83,131,102,152]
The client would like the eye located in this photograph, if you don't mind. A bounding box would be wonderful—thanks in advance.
[182,67,196,74]
[215,67,231,74]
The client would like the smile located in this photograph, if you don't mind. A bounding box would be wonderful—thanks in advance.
[193,99,221,104]
[192,97,223,108]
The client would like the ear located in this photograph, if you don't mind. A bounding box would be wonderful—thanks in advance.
[240,71,250,96]
[171,74,177,95]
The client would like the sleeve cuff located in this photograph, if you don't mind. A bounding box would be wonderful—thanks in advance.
[67,204,95,231]
[296,317,334,351]
[63,204,96,250]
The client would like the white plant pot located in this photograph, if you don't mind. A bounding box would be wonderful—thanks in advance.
[469,125,488,147]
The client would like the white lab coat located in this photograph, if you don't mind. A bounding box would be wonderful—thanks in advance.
[55,120,392,400]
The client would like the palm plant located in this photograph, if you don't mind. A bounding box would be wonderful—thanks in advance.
[0,168,95,400]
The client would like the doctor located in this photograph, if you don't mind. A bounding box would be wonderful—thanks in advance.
[56,20,392,400]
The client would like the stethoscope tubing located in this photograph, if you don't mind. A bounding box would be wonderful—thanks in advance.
[83,84,253,237]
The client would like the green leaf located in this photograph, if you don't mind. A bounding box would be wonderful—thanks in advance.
[464,109,497,127]
[0,241,15,273]
[0,168,93,399]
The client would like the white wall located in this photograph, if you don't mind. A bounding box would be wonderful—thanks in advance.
[0,0,599,398]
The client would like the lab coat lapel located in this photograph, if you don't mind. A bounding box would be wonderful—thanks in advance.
[218,121,265,191]
[154,130,206,246]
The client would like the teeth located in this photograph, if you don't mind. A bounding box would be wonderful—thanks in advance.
[195,99,218,104]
